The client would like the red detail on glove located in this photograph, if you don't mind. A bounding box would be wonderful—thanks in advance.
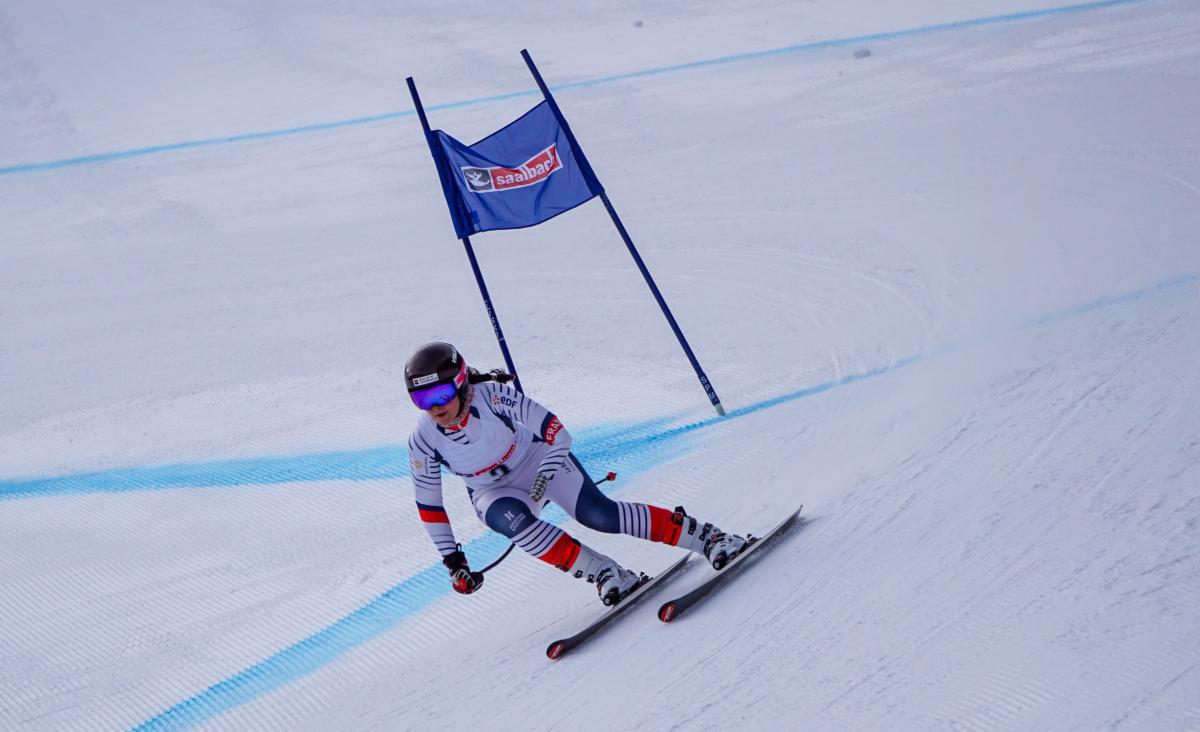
[649,505,683,546]
[450,568,482,594]
[540,534,582,572]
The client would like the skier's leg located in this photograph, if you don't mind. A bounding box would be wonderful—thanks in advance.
[549,454,691,545]
[474,488,578,570]
[550,454,749,568]
[471,486,640,603]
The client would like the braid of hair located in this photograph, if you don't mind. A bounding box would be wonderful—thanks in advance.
[466,367,516,385]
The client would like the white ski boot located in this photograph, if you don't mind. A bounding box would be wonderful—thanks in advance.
[569,542,643,606]
[595,564,641,606]
[703,531,750,570]
[670,506,751,570]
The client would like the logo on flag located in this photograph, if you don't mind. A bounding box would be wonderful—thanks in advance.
[428,101,603,236]
[461,145,563,193]
[408,50,724,417]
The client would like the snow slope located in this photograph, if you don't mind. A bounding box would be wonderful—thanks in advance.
[2,0,1199,729]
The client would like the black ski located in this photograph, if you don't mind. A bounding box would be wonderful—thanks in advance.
[658,505,804,623]
[546,554,691,660]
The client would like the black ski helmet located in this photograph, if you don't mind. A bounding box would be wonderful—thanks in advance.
[405,342,469,406]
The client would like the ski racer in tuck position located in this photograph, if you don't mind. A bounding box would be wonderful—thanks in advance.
[405,342,750,605]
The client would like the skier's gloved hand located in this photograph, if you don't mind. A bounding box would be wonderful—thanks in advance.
[530,472,550,503]
[443,547,484,595]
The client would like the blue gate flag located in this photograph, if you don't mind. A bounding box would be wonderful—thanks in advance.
[430,101,604,238]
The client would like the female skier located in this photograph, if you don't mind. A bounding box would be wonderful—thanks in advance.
[404,341,749,605]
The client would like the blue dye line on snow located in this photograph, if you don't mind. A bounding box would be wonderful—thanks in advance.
[126,271,1195,724]
[0,446,409,500]
[1023,272,1200,328]
[0,420,678,500]
[3,271,1196,502]
[125,269,1197,730]
[546,0,1146,92]
[641,272,1200,445]
[131,422,696,731]
[0,0,1146,178]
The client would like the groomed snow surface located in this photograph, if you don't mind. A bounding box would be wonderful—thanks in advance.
[2,1,1199,730]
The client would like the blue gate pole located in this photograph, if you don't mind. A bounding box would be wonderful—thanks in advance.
[519,50,725,416]
[406,76,524,393]
[458,234,523,393]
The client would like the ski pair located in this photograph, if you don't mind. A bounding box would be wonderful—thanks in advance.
[546,505,803,660]
[546,553,689,660]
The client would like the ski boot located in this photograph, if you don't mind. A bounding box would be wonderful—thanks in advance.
[568,541,644,606]
[703,531,751,570]
[671,506,751,570]
[595,564,643,606]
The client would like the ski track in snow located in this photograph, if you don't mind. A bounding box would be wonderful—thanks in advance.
[3,0,1200,730]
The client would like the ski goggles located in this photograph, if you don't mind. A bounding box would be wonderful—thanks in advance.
[410,381,459,410]
[409,362,467,410]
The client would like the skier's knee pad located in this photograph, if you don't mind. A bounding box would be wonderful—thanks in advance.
[483,496,537,538]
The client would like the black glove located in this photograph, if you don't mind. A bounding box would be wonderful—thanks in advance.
[443,547,484,595]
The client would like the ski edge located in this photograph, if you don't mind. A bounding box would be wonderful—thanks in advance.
[657,504,804,624]
[546,553,691,660]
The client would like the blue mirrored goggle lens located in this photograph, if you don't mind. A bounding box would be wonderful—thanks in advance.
[411,382,458,410]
